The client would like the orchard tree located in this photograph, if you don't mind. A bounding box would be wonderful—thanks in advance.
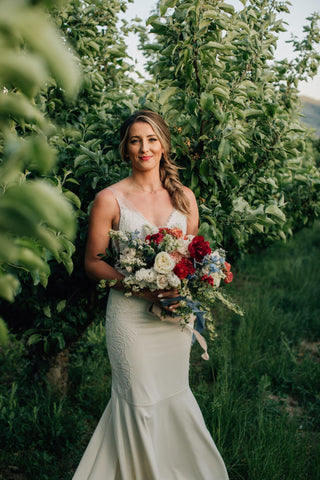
[141,0,320,255]
[1,0,140,389]
[0,0,81,344]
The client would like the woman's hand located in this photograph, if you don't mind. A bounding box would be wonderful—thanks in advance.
[142,288,181,312]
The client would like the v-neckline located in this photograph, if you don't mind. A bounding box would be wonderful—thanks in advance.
[130,204,176,228]
[111,187,176,228]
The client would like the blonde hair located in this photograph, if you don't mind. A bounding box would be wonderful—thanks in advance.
[119,110,190,214]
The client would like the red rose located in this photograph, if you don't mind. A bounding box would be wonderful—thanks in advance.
[188,235,211,261]
[201,274,214,286]
[145,232,164,245]
[224,272,233,284]
[224,261,231,272]
[173,258,195,279]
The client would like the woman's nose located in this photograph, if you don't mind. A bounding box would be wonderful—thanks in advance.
[140,140,148,152]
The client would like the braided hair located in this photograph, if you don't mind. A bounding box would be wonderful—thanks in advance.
[119,110,190,214]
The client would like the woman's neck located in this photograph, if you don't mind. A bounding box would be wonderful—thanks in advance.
[128,172,164,194]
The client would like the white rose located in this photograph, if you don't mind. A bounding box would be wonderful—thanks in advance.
[156,274,169,289]
[167,272,181,288]
[176,239,189,255]
[154,251,175,274]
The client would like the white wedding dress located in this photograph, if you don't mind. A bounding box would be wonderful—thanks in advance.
[72,188,229,480]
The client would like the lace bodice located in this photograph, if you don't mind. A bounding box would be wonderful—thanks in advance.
[107,187,187,239]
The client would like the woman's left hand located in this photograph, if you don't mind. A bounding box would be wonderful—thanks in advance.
[157,289,180,312]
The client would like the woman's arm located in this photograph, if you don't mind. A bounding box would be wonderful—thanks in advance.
[84,189,124,283]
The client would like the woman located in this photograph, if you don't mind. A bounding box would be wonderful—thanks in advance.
[73,110,229,479]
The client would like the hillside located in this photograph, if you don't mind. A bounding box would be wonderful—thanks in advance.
[300,95,320,136]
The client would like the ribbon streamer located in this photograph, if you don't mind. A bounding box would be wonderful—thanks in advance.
[149,303,209,361]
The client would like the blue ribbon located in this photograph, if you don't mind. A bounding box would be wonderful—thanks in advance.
[160,296,207,342]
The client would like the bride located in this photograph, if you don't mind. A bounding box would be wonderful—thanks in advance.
[73,110,229,479]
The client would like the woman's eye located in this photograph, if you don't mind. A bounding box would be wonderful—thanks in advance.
[149,137,158,142]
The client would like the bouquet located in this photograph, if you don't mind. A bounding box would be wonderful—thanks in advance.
[99,227,242,359]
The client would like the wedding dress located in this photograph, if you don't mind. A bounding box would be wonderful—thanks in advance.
[72,187,229,480]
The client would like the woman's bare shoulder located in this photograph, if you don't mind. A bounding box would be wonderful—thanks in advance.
[95,178,129,202]
[92,187,118,216]
[182,186,197,204]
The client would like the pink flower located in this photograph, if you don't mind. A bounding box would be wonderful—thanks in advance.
[170,252,183,263]
[224,272,233,284]
[224,262,231,272]
[170,228,184,238]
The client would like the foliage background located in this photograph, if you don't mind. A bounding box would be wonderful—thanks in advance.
[0,0,320,478]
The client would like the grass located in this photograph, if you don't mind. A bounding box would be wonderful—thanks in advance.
[191,221,320,479]
[1,222,320,479]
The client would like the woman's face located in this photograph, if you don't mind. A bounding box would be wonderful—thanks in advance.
[126,121,164,172]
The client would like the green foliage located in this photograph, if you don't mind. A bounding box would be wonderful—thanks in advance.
[0,323,112,479]
[1,0,140,358]
[0,0,81,315]
[0,318,8,346]
[141,0,320,255]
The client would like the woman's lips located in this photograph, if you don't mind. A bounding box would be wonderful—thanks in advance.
[140,156,152,161]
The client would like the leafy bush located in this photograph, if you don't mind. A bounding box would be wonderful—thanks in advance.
[0,0,81,342]
[141,0,320,255]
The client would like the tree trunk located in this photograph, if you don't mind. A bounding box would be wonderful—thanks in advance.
[46,348,69,395]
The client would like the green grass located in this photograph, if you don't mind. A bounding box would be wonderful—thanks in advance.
[1,223,320,479]
[191,221,320,479]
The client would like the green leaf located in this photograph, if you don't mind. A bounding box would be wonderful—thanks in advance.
[0,93,47,129]
[43,305,51,318]
[158,87,179,106]
[0,274,20,302]
[17,8,81,99]
[219,3,235,15]
[0,51,48,98]
[0,317,9,346]
[56,300,67,313]
[265,205,286,222]
[211,87,229,100]
[199,159,210,177]
[27,333,43,346]
[63,190,81,209]
[244,109,265,119]
[251,223,264,233]
[200,92,214,111]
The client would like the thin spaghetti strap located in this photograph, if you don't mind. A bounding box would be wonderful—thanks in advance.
[107,186,119,200]
[107,187,139,215]
[106,186,124,209]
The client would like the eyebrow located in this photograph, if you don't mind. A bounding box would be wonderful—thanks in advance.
[129,134,158,139]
